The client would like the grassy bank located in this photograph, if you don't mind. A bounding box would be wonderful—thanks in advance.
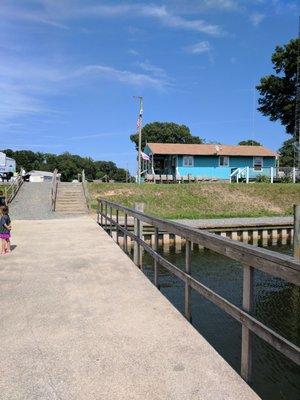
[88,182,300,219]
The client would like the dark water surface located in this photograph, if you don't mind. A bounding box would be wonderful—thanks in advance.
[132,244,300,400]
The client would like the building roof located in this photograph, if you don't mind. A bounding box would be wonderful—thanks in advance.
[29,170,57,177]
[146,143,277,157]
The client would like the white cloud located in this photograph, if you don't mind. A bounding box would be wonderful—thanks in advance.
[0,1,223,36]
[128,49,139,56]
[185,41,211,54]
[249,13,265,26]
[0,56,170,121]
[137,61,167,78]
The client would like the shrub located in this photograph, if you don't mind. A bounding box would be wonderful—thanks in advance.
[255,175,270,183]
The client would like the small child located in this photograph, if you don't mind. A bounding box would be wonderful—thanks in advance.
[0,206,11,255]
[0,190,6,207]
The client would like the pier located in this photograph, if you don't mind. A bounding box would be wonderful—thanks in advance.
[0,216,260,399]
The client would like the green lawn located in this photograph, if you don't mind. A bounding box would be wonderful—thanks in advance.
[88,182,300,219]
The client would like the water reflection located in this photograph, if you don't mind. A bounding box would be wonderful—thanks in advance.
[135,243,300,400]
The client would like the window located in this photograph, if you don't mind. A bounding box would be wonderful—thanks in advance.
[183,156,194,167]
[253,156,263,171]
[219,156,229,167]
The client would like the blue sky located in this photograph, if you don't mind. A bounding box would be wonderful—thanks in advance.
[0,0,299,173]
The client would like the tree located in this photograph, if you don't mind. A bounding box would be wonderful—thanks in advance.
[130,122,203,151]
[1,149,130,182]
[278,138,294,166]
[256,38,299,135]
[238,140,261,146]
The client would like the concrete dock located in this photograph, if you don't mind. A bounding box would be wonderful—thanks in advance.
[0,216,260,399]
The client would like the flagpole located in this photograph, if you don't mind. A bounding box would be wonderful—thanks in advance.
[134,96,143,184]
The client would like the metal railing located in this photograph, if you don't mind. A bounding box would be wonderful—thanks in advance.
[4,175,23,203]
[97,198,300,384]
[51,169,59,211]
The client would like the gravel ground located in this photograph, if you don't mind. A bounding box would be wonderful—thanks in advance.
[9,182,84,220]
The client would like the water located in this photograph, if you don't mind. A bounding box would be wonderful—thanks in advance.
[132,243,300,400]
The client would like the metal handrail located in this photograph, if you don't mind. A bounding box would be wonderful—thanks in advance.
[97,198,300,384]
[51,169,59,211]
[4,175,23,203]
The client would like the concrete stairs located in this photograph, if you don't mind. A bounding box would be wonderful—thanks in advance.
[55,182,88,213]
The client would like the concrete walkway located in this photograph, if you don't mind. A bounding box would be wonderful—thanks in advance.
[10,182,85,220]
[0,216,259,399]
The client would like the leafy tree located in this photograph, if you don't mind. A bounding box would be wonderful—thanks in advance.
[130,122,203,151]
[256,38,299,135]
[1,149,129,182]
[238,140,261,146]
[278,138,294,166]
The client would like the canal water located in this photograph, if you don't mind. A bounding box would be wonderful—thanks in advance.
[132,243,300,400]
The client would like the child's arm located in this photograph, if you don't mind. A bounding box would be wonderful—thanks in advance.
[3,223,11,231]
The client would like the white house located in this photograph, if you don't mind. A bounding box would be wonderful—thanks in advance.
[29,170,61,183]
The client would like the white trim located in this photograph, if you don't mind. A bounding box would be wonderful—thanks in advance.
[253,156,263,172]
[183,155,194,167]
[219,155,229,167]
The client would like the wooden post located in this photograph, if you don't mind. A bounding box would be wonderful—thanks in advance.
[293,205,300,260]
[154,227,159,287]
[124,213,128,253]
[105,203,108,231]
[241,264,254,383]
[97,201,100,224]
[109,206,112,237]
[246,167,249,184]
[293,167,296,184]
[116,209,119,245]
[185,240,192,322]
[133,203,144,268]
[100,202,103,226]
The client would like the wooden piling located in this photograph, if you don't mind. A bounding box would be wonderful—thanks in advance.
[241,264,254,383]
[185,240,192,322]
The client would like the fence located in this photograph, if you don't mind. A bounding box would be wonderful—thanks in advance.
[4,175,23,203]
[51,169,59,211]
[97,198,300,384]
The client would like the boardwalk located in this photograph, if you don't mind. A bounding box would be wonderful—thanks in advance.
[0,216,259,399]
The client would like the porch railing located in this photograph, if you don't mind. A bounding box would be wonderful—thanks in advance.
[97,198,300,385]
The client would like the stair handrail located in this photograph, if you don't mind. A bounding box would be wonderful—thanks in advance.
[4,174,23,204]
[230,167,249,183]
[51,169,59,211]
[81,169,90,210]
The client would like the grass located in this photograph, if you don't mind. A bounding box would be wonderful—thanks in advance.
[88,182,300,220]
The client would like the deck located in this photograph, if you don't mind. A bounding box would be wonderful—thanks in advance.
[0,216,259,399]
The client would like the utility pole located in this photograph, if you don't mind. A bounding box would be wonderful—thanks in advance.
[134,96,143,184]
[295,16,300,168]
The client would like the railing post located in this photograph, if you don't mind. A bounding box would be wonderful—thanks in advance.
[246,167,249,184]
[124,213,128,253]
[97,200,100,224]
[154,227,159,287]
[105,202,108,231]
[109,206,113,237]
[100,201,103,226]
[270,167,274,183]
[241,264,254,383]
[116,209,119,245]
[293,205,300,260]
[133,203,144,268]
[185,239,192,322]
[293,167,296,184]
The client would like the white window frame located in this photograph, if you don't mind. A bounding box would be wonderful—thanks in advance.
[219,156,229,167]
[183,156,194,167]
[253,156,263,171]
